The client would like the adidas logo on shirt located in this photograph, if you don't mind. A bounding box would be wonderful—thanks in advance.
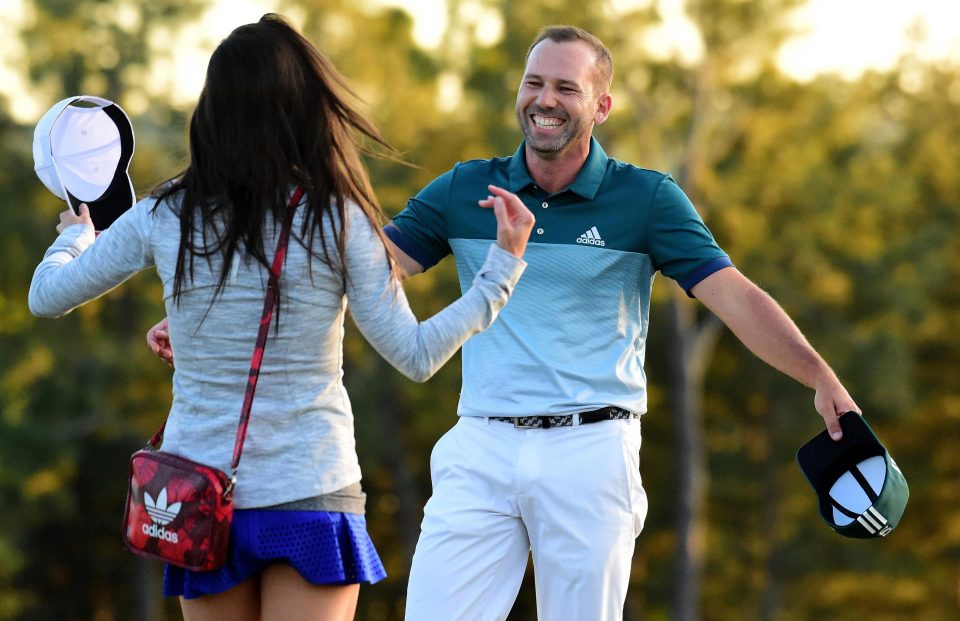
[576,226,606,247]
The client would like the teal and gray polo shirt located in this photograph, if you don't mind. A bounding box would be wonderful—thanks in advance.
[386,138,732,418]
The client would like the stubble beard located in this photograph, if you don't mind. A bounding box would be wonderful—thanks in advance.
[517,106,584,159]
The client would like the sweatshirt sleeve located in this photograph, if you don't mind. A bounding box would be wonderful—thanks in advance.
[28,199,155,318]
[344,205,525,382]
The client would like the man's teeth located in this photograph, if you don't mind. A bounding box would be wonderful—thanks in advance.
[533,115,563,128]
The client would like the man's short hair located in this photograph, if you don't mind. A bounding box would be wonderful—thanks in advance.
[525,25,614,93]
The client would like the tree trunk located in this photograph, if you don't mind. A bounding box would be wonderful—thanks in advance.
[379,379,423,560]
[668,292,723,621]
[133,557,161,621]
[760,401,785,620]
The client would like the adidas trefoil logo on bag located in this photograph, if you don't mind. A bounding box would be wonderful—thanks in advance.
[576,226,605,247]
[143,487,181,543]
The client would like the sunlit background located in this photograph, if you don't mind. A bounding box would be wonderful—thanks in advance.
[2,0,960,121]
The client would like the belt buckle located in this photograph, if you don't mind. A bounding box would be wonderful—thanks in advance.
[512,416,543,429]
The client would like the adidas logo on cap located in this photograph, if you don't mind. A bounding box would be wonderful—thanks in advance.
[576,226,605,247]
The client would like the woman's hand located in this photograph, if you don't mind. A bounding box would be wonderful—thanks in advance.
[57,203,93,234]
[478,185,535,259]
[147,317,174,368]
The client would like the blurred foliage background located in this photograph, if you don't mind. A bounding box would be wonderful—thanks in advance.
[1,0,959,619]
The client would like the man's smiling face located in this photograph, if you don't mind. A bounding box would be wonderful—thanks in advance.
[515,39,606,160]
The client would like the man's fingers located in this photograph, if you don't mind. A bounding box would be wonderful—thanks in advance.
[819,402,852,441]
[146,318,174,366]
[815,378,860,442]
[826,416,843,441]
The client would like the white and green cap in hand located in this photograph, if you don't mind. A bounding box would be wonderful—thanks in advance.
[797,412,908,539]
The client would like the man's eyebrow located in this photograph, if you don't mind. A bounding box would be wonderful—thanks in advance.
[522,73,584,89]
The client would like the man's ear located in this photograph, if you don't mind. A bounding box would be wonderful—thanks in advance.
[594,92,612,125]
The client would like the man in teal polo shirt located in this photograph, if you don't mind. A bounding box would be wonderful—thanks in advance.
[387,25,860,621]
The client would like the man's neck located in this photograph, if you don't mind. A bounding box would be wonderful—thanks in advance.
[525,139,591,195]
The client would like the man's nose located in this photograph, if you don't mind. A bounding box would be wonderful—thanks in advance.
[535,85,558,108]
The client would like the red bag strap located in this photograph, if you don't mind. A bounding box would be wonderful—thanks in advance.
[148,187,305,479]
[229,186,304,471]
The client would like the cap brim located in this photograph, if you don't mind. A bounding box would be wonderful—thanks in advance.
[797,412,884,495]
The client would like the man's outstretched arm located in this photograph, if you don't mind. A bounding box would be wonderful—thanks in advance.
[385,237,424,279]
[691,266,859,440]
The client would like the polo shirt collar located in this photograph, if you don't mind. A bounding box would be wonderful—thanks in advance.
[506,136,609,200]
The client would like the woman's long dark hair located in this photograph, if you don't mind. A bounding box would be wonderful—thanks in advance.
[153,13,396,309]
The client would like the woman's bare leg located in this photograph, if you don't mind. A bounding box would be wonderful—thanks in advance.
[260,563,359,621]
[179,576,261,621]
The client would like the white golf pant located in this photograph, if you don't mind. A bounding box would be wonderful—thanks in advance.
[405,415,647,621]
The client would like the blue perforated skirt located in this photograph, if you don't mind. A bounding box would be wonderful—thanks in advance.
[163,509,387,599]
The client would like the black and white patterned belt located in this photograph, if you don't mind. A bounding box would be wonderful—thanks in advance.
[488,406,637,429]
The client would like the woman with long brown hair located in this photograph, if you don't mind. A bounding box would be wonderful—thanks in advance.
[29,14,533,620]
